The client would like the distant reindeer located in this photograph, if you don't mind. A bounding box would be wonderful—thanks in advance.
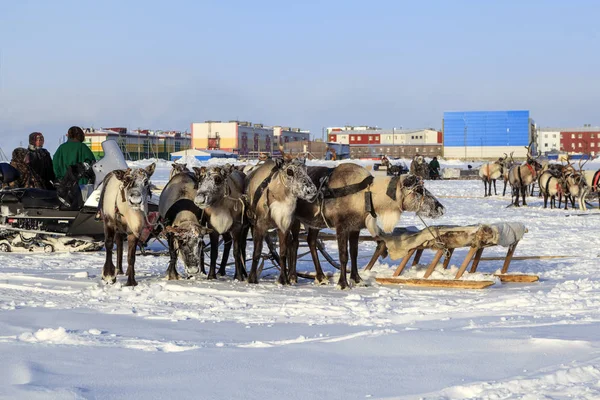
[478,152,512,196]
[508,144,542,207]
[538,169,565,209]
[562,157,590,211]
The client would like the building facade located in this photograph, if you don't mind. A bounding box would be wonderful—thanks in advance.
[443,110,535,159]
[191,121,309,157]
[556,126,600,156]
[326,126,442,159]
[83,128,191,160]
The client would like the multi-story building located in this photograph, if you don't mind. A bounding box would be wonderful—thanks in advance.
[555,125,600,156]
[191,121,309,156]
[82,127,191,160]
[327,126,442,158]
[442,110,535,159]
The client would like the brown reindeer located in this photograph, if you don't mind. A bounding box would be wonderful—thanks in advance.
[290,165,445,289]
[479,152,513,196]
[538,170,565,209]
[193,165,249,281]
[508,145,542,207]
[245,155,318,285]
[170,162,189,179]
[561,158,589,211]
[100,164,156,286]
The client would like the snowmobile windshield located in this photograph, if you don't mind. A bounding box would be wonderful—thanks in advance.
[92,140,129,189]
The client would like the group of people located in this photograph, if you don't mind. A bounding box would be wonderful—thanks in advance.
[381,154,441,179]
[5,126,96,190]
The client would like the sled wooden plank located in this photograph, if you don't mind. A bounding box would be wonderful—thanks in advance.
[411,249,424,266]
[501,241,519,274]
[442,248,455,269]
[422,249,445,279]
[479,255,572,261]
[376,277,495,289]
[494,274,539,283]
[455,247,479,279]
[364,240,387,271]
[393,248,416,277]
[469,248,485,273]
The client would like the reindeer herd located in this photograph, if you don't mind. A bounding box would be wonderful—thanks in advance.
[94,145,600,289]
[97,150,445,289]
[479,145,596,210]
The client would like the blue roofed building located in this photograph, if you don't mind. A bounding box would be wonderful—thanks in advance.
[442,110,536,159]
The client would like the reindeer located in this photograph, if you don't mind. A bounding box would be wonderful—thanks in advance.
[289,164,445,289]
[508,145,542,207]
[244,155,318,285]
[538,169,565,209]
[159,169,212,280]
[562,158,590,211]
[479,154,506,197]
[99,164,156,286]
[193,165,249,281]
[170,162,189,179]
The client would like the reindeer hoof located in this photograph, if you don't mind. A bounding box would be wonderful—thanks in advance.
[124,279,138,287]
[337,280,350,290]
[248,276,258,284]
[315,276,329,285]
[166,274,180,281]
[102,275,117,285]
[116,268,124,276]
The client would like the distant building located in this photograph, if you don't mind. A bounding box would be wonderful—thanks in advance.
[82,127,191,160]
[191,121,309,157]
[442,110,535,159]
[327,126,442,159]
[537,125,600,157]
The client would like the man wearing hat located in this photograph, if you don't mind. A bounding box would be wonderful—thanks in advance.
[27,132,56,190]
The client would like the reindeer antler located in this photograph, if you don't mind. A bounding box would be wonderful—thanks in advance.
[279,145,293,161]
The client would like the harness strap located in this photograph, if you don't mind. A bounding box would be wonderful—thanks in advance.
[386,176,401,200]
[321,175,374,199]
[251,166,280,211]
[593,170,600,191]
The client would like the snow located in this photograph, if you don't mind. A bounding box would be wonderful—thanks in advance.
[2,159,600,399]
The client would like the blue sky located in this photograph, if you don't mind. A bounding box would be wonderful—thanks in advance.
[1,0,599,153]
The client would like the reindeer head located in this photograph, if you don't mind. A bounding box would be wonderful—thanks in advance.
[192,165,231,209]
[274,157,318,202]
[165,223,211,275]
[398,174,445,218]
[113,163,156,211]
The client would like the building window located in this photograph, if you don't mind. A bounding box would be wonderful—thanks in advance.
[560,134,563,139]
[175,141,181,152]
[571,143,575,149]
[357,136,361,140]
[592,133,595,139]
[579,143,582,148]
[386,136,391,140]
[578,134,583,139]
[411,136,415,139]
[544,143,548,147]
[544,134,548,138]
[368,136,372,141]
[420,136,423,139]
[571,134,575,139]
[592,143,595,147]
[553,134,556,138]
[351,136,355,141]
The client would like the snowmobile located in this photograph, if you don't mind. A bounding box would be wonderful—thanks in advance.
[0,140,158,253]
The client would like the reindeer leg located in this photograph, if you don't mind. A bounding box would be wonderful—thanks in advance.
[349,230,362,285]
[513,186,520,207]
[543,194,548,209]
[165,232,180,280]
[503,180,508,197]
[483,180,488,197]
[125,233,138,287]
[207,231,219,280]
[198,239,207,275]
[248,226,265,284]
[219,232,232,276]
[521,186,527,206]
[277,230,290,285]
[493,179,497,196]
[239,225,250,279]
[307,228,327,284]
[102,224,117,284]
[336,231,350,290]
[231,227,245,282]
[287,220,300,285]
[115,231,124,275]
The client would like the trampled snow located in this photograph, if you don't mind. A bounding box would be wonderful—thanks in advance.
[1,159,600,399]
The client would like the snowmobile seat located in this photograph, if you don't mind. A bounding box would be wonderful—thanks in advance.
[20,188,62,209]
[0,162,20,184]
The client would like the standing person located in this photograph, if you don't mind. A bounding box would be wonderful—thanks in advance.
[429,156,441,179]
[26,132,56,190]
[53,126,96,184]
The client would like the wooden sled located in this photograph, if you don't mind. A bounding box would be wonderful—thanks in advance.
[365,222,539,289]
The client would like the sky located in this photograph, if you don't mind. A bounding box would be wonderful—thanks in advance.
[1,0,599,153]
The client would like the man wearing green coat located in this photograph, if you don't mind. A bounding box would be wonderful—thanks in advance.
[53,126,96,184]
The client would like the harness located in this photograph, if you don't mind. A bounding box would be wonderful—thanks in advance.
[593,170,600,191]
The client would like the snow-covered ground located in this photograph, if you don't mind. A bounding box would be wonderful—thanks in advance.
[2,159,600,399]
